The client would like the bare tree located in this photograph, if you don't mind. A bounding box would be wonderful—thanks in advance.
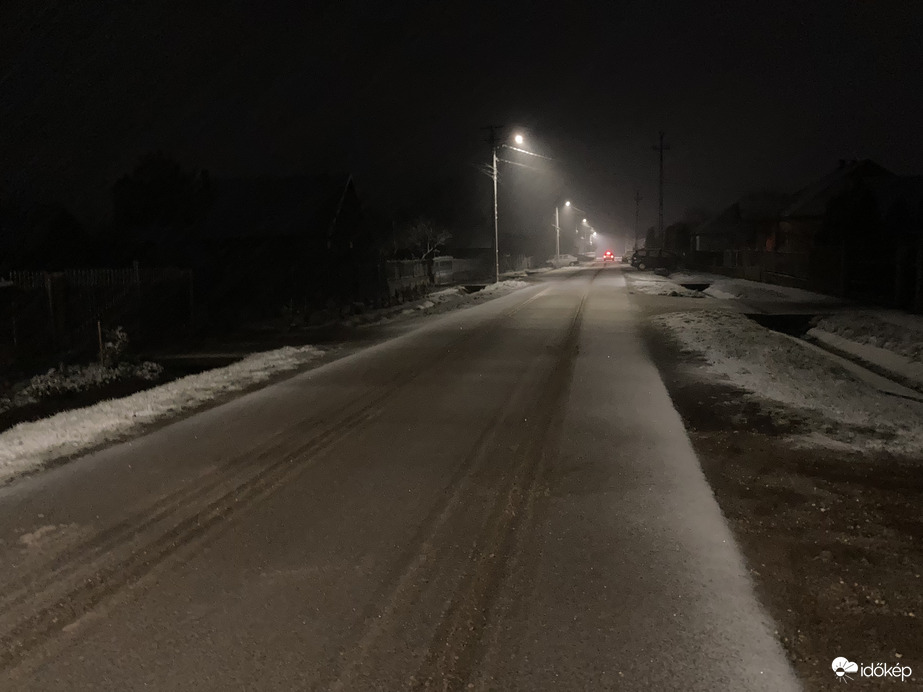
[394,217,452,260]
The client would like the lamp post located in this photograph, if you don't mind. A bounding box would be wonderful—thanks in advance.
[556,201,590,263]
[488,129,549,281]
[554,201,571,263]
[492,144,500,283]
[490,131,527,283]
[488,131,550,283]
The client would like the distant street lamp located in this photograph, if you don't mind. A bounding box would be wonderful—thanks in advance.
[555,200,588,263]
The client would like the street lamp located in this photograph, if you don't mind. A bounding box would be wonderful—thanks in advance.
[489,130,549,283]
[555,200,589,263]
[554,200,570,263]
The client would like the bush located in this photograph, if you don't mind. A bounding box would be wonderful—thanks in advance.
[101,326,129,367]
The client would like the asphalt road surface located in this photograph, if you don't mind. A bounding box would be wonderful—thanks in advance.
[0,266,800,690]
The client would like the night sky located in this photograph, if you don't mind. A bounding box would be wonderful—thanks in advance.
[1,0,921,252]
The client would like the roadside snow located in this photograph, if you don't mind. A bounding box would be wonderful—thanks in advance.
[626,274,705,298]
[808,328,923,392]
[0,345,323,485]
[650,310,923,455]
[812,311,923,363]
[659,271,839,305]
[478,279,529,294]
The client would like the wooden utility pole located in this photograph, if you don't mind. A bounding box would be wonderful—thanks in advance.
[652,131,670,239]
[633,190,642,249]
[482,125,504,283]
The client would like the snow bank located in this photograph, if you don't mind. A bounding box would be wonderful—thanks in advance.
[812,311,923,363]
[650,310,923,455]
[0,345,323,485]
[708,278,839,305]
[626,275,705,298]
[478,279,529,294]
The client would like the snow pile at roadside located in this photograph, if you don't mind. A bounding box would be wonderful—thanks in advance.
[477,279,529,294]
[626,275,705,298]
[812,312,923,363]
[704,277,839,305]
[0,345,323,485]
[650,310,923,454]
[1,361,164,414]
[658,271,838,305]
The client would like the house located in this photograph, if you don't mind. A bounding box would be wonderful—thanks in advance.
[820,173,923,308]
[690,160,923,309]
[692,192,792,280]
[774,159,894,254]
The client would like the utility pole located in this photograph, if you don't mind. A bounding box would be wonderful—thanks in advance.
[633,190,642,249]
[483,125,503,284]
[554,205,560,262]
[652,131,670,240]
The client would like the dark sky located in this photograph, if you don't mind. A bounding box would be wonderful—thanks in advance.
[1,0,921,251]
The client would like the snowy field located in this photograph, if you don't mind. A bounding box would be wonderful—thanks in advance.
[650,310,923,455]
[0,345,323,485]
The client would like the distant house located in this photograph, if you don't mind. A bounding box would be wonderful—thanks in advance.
[692,192,793,280]
[691,160,923,310]
[774,159,894,254]
[191,174,386,324]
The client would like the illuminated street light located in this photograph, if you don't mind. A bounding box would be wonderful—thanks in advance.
[555,201,588,263]
[488,129,548,282]
[490,132,528,283]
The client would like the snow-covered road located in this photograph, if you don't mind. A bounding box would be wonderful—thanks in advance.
[0,266,798,690]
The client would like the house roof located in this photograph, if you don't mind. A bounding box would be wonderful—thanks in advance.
[694,192,791,237]
[200,174,354,239]
[736,191,793,219]
[781,159,894,219]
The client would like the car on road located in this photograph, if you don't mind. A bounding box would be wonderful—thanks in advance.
[546,254,580,268]
[629,248,679,271]
[602,250,616,262]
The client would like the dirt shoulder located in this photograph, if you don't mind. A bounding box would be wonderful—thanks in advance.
[640,307,923,690]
